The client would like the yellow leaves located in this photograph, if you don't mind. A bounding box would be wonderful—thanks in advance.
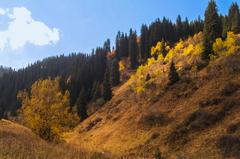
[164,49,174,62]
[175,39,184,51]
[151,41,170,58]
[131,32,204,94]
[119,61,125,72]
[213,38,225,56]
[147,57,156,66]
[18,77,79,141]
[213,32,240,57]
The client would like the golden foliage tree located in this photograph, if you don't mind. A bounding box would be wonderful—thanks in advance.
[213,32,240,57]
[18,77,79,141]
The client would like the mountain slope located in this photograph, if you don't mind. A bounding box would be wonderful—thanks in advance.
[66,34,240,158]
[0,119,92,159]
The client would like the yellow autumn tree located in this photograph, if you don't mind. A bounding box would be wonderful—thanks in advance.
[18,77,79,141]
[213,32,240,57]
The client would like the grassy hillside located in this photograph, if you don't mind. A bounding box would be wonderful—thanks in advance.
[65,33,240,158]
[0,119,96,159]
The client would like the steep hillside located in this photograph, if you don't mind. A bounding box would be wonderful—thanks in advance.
[0,119,94,159]
[66,33,240,158]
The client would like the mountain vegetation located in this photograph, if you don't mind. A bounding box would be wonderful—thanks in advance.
[1,0,240,158]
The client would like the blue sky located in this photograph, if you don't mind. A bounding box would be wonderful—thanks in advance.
[0,0,238,69]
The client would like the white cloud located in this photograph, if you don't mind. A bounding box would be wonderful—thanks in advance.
[0,7,60,50]
[0,8,6,16]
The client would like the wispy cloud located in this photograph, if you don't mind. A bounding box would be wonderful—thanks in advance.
[0,7,60,50]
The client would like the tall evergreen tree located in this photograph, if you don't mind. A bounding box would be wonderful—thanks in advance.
[202,0,222,60]
[76,88,88,121]
[103,68,112,101]
[129,29,139,69]
[140,24,148,60]
[92,81,101,101]
[176,15,183,40]
[110,59,120,87]
[103,39,111,53]
[228,2,240,33]
[0,106,4,119]
[221,15,229,38]
[115,31,121,59]
[168,61,179,85]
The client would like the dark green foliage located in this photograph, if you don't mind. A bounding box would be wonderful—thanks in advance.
[129,29,139,69]
[76,88,88,121]
[110,59,120,87]
[0,106,4,119]
[0,66,12,77]
[103,39,111,53]
[221,15,229,38]
[115,32,129,58]
[140,24,150,60]
[228,2,240,34]
[92,81,102,101]
[103,67,112,101]
[154,148,163,159]
[161,39,168,58]
[168,61,179,85]
[202,0,222,59]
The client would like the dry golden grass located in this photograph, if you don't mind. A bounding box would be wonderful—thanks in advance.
[66,54,240,158]
[0,119,97,159]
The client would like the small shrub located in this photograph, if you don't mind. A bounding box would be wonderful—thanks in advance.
[220,82,240,96]
[85,117,102,131]
[217,135,240,158]
[168,61,179,85]
[91,152,109,159]
[141,113,170,127]
[227,122,240,134]
[199,97,224,108]
[150,132,160,140]
[95,98,106,107]
[154,148,163,159]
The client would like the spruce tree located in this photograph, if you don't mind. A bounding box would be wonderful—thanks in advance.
[0,106,3,120]
[202,0,222,60]
[103,68,112,101]
[76,88,88,121]
[129,29,138,69]
[168,61,179,85]
[176,15,183,40]
[110,59,120,87]
[140,24,148,60]
[228,2,240,33]
[92,82,101,101]
[115,31,121,59]
[221,15,229,39]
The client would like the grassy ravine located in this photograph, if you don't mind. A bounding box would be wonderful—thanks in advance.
[0,120,108,159]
